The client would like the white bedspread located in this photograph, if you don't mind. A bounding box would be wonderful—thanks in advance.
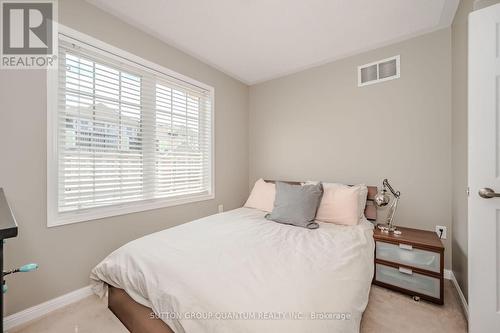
[91,207,374,333]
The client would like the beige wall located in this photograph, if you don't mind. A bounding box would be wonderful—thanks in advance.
[451,0,474,302]
[0,0,249,315]
[249,29,453,268]
[474,0,500,10]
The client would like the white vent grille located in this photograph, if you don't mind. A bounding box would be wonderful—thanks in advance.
[358,55,400,87]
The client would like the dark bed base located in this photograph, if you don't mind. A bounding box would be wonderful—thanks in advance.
[108,286,174,333]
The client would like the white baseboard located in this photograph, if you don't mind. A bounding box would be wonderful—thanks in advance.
[449,270,469,320]
[4,285,93,331]
[444,269,469,319]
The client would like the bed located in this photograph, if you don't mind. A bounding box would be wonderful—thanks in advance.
[91,183,377,333]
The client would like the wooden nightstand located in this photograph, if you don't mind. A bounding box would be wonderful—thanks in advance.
[373,226,445,304]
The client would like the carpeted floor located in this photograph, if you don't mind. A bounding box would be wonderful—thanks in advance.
[361,281,467,332]
[10,281,467,333]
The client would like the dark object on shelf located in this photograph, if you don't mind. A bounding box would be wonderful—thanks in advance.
[0,188,17,240]
[0,188,19,333]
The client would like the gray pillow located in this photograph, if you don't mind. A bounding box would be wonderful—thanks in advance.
[265,182,323,229]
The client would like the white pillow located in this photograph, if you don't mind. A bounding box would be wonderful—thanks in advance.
[314,182,368,226]
[244,179,276,212]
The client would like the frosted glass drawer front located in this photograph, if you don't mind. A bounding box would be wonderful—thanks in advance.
[376,241,440,273]
[375,264,440,298]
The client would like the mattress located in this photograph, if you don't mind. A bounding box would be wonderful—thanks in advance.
[91,207,374,333]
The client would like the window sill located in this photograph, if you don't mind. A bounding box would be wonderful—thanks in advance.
[47,193,215,228]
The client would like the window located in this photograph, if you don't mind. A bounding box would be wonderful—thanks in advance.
[47,29,214,226]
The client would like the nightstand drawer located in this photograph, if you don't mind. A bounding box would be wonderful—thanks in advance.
[375,263,440,298]
[376,241,440,273]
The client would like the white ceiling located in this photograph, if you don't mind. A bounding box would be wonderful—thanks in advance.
[86,0,459,85]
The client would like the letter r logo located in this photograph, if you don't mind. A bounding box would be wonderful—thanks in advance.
[2,2,53,54]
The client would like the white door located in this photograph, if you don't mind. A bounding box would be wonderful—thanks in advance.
[469,3,500,332]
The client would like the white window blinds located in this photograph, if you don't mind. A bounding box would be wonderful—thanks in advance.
[53,35,213,222]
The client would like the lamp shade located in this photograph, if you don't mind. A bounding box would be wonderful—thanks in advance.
[374,190,390,207]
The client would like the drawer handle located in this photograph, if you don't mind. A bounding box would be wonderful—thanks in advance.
[398,267,413,275]
[399,243,413,250]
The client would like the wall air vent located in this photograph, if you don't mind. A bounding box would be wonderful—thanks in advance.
[358,55,400,87]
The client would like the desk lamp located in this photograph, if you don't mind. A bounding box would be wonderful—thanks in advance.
[374,179,401,234]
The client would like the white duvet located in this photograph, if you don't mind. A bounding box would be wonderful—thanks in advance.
[91,207,374,333]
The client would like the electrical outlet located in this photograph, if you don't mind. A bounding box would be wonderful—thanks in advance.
[435,226,447,239]
[218,204,224,213]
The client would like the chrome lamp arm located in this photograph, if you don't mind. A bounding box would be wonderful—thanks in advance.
[374,179,401,233]
[382,178,400,199]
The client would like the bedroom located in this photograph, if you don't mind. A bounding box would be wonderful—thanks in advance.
[0,0,496,332]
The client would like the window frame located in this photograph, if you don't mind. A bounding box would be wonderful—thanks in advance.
[47,25,215,227]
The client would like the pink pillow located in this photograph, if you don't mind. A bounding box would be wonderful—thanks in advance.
[315,183,368,226]
[244,179,276,212]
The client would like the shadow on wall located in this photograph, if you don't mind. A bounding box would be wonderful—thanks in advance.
[474,0,500,10]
